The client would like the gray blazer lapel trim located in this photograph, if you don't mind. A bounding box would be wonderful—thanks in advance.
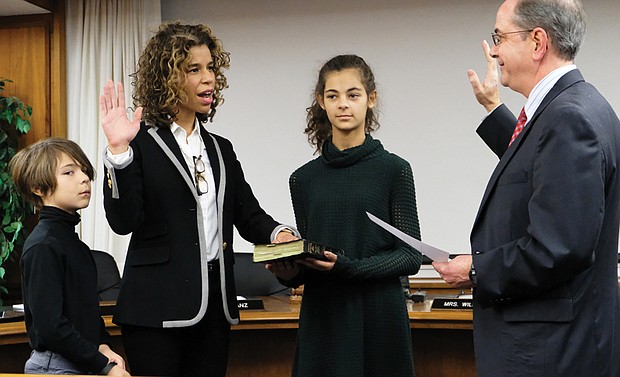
[147,127,197,198]
[147,127,210,328]
[207,134,239,325]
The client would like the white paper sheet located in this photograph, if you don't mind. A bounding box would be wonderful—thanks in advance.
[366,212,451,262]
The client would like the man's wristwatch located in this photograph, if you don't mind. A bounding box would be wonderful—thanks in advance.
[469,262,477,287]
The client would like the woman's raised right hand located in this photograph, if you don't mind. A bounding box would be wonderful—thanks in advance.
[99,80,143,154]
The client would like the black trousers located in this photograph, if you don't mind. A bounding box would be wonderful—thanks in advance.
[121,268,231,377]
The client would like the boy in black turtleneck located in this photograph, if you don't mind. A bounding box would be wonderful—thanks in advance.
[9,138,130,376]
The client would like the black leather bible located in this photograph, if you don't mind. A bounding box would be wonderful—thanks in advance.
[253,239,342,263]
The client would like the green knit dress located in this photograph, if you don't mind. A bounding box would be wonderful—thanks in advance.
[287,135,422,377]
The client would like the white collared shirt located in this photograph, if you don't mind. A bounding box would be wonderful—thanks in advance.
[170,120,219,261]
[522,64,577,127]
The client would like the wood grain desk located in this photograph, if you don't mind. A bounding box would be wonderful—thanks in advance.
[235,294,473,329]
[228,294,474,377]
[0,293,475,377]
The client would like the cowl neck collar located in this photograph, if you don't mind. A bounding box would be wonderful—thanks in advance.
[321,134,384,168]
[39,206,81,228]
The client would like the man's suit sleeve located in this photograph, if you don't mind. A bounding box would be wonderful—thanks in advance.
[476,104,516,158]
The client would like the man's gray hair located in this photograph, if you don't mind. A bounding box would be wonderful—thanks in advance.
[513,0,586,61]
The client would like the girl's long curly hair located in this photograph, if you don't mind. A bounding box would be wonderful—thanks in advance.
[132,22,231,127]
[305,54,380,154]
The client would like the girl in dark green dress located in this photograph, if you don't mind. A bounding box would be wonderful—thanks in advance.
[267,54,423,377]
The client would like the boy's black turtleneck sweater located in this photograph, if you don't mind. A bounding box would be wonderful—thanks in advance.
[21,206,110,374]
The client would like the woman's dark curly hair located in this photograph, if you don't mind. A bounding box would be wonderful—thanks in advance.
[132,22,231,127]
[305,54,380,154]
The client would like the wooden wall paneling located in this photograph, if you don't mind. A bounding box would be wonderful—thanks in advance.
[0,3,67,142]
[0,16,51,145]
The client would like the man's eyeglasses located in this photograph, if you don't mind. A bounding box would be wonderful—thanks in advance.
[491,29,534,46]
[193,155,208,195]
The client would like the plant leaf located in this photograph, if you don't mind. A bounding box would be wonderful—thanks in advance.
[16,116,31,134]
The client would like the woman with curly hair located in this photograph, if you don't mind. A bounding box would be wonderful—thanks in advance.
[268,54,422,377]
[99,22,297,377]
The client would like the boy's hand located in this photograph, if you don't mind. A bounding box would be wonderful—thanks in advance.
[108,364,131,376]
[99,344,130,375]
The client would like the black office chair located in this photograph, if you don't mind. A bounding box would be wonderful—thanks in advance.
[233,252,288,297]
[91,250,121,302]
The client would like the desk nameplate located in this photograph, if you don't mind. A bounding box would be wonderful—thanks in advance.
[431,297,474,311]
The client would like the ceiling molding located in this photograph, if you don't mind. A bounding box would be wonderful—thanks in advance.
[26,0,54,12]
[0,0,51,17]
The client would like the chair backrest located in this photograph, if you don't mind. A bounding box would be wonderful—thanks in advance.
[233,252,288,297]
[91,250,121,302]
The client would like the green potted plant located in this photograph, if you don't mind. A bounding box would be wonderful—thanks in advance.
[0,78,33,305]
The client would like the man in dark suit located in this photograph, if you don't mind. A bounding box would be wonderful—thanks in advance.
[433,1,620,376]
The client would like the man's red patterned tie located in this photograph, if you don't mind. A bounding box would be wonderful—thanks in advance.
[509,107,527,147]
